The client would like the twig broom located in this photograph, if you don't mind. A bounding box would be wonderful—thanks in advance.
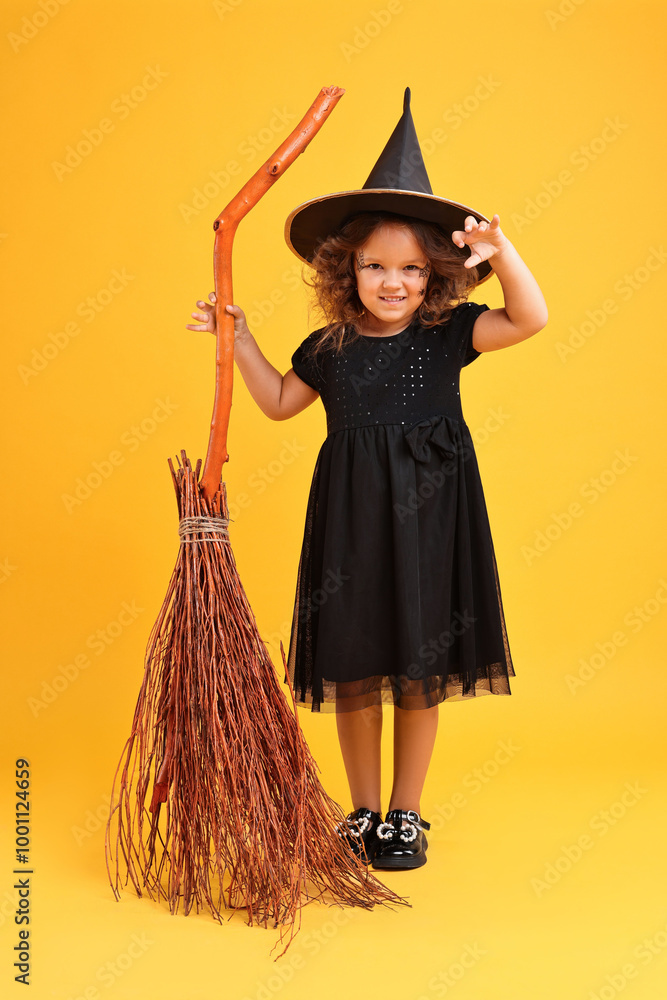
[104,87,410,960]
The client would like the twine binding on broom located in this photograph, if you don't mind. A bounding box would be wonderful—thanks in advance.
[178,514,231,543]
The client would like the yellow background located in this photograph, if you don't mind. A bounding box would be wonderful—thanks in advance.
[1,0,666,997]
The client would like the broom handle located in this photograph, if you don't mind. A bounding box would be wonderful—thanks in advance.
[199,85,345,502]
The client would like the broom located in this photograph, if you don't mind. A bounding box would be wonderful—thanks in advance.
[104,86,410,960]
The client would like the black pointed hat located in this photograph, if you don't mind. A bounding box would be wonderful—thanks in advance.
[285,88,493,285]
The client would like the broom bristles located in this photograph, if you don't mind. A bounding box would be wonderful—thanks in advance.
[105,450,410,960]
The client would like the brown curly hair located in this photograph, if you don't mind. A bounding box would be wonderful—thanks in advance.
[301,211,482,358]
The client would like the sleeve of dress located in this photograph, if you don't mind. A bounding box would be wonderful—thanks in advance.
[450,301,490,368]
[291,333,325,392]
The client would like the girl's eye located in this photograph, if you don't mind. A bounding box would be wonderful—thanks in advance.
[365,263,423,270]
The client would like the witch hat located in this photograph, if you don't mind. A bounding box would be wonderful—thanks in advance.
[285,88,493,285]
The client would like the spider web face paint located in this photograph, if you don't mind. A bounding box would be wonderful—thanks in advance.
[419,262,430,296]
[356,250,366,270]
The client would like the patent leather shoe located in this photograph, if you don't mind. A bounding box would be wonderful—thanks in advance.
[372,808,431,870]
[335,807,383,864]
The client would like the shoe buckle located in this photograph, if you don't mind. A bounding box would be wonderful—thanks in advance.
[406,809,431,831]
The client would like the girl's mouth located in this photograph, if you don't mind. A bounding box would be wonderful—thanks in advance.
[379,296,406,303]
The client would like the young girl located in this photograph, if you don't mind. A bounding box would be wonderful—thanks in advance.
[187,91,548,872]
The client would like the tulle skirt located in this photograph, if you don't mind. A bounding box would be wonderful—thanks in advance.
[284,415,515,713]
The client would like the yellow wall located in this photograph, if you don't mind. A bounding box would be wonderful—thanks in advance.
[1,1,666,998]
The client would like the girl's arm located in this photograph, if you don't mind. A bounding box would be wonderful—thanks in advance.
[452,215,549,353]
[187,294,319,421]
[233,321,320,420]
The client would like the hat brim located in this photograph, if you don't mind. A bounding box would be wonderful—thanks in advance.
[284,188,494,284]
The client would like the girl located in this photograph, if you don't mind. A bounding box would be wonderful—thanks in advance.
[187,91,548,872]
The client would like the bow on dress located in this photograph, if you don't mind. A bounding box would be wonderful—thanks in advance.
[403,413,464,464]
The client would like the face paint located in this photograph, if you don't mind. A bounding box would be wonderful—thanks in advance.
[354,226,429,334]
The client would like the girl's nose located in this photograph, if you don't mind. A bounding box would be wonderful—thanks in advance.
[382,272,403,288]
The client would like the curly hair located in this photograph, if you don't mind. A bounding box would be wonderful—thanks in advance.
[301,210,482,358]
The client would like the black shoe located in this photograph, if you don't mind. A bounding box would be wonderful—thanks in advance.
[335,807,383,865]
[371,809,431,870]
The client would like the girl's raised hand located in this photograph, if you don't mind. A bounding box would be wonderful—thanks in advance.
[451,214,509,269]
[186,292,251,344]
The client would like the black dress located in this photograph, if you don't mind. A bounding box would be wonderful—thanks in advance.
[284,301,515,713]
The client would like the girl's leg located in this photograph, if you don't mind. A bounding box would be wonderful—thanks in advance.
[335,704,383,813]
[387,704,439,814]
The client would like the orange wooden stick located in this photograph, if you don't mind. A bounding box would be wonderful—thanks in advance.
[199,86,345,501]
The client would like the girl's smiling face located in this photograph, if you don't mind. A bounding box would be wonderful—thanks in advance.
[355,223,429,334]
